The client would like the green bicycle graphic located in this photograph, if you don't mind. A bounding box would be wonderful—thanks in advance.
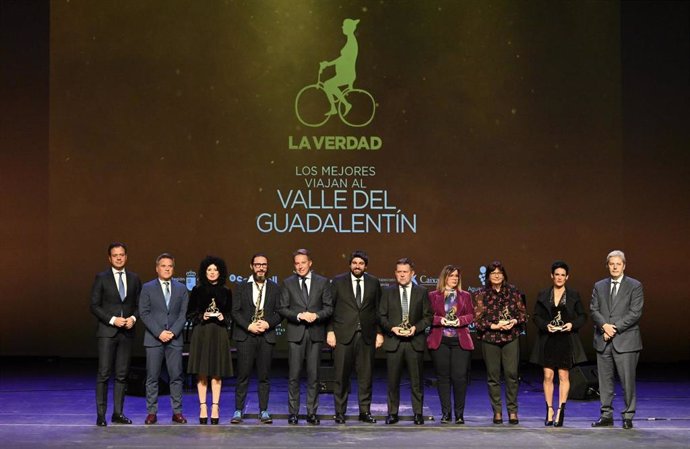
[294,18,376,128]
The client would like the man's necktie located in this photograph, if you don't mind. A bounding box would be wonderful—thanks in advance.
[301,276,309,302]
[164,281,171,309]
[117,272,125,301]
[610,281,618,301]
[401,285,409,319]
[355,278,362,307]
[256,282,264,307]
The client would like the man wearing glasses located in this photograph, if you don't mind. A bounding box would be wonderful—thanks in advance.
[231,254,283,424]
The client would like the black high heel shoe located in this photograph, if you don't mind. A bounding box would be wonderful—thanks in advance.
[199,402,208,425]
[210,403,219,425]
[544,403,554,426]
[553,403,566,427]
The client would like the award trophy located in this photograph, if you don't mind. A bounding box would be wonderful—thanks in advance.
[251,305,265,324]
[498,306,512,326]
[206,298,220,318]
[398,314,413,336]
[444,307,459,327]
[549,311,565,331]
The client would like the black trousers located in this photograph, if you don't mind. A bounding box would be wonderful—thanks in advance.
[287,335,322,415]
[430,337,471,417]
[96,332,132,417]
[333,331,375,415]
[234,335,274,412]
[386,341,424,415]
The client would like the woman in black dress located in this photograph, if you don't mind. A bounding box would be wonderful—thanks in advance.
[530,261,587,427]
[187,256,233,424]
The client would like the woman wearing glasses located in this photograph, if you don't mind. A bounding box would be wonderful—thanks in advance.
[473,261,526,425]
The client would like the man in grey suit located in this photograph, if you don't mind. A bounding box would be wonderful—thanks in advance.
[139,253,189,425]
[379,257,433,425]
[327,250,382,424]
[590,250,644,430]
[90,242,142,426]
[278,249,333,425]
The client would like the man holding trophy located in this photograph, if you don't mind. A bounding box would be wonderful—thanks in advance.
[379,258,432,425]
[231,253,283,424]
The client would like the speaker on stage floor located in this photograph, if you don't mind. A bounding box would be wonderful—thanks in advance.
[569,364,599,400]
[318,365,336,394]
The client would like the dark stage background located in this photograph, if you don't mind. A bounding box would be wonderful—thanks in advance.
[1,1,688,362]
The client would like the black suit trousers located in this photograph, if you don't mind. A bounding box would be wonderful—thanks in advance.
[288,335,322,415]
[235,335,274,411]
[333,331,375,414]
[386,341,424,415]
[96,332,132,416]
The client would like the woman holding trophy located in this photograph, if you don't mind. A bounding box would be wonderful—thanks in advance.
[187,256,233,424]
[427,265,475,424]
[473,261,526,425]
[530,261,587,427]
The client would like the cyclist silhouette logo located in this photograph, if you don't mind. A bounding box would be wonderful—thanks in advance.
[295,18,376,128]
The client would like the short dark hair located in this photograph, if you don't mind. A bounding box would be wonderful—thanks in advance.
[293,248,311,261]
[349,250,368,266]
[396,257,415,270]
[551,260,569,275]
[487,260,507,285]
[250,253,269,265]
[108,242,127,255]
[155,252,175,265]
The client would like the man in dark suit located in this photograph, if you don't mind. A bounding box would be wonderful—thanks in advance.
[591,250,644,430]
[139,253,189,425]
[90,242,142,426]
[230,253,282,424]
[327,250,382,424]
[278,248,333,425]
[379,257,432,425]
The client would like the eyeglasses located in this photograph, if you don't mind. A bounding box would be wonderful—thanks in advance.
[252,263,268,268]
[489,272,504,276]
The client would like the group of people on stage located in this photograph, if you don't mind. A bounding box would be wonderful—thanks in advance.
[91,244,643,430]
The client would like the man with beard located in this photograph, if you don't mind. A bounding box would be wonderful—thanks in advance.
[278,249,333,425]
[327,250,382,424]
[231,253,283,424]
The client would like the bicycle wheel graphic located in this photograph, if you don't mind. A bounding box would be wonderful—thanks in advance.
[339,88,376,128]
[295,84,332,128]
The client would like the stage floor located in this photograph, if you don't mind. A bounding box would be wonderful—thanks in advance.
[1,358,689,448]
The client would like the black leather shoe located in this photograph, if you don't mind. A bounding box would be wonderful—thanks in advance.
[385,414,399,425]
[493,413,503,424]
[591,417,614,427]
[508,412,519,425]
[288,414,298,425]
[358,412,376,423]
[334,413,346,424]
[440,413,451,424]
[96,416,107,427]
[622,419,633,429]
[413,414,424,425]
[111,414,132,424]
[306,414,320,425]
[455,416,465,425]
